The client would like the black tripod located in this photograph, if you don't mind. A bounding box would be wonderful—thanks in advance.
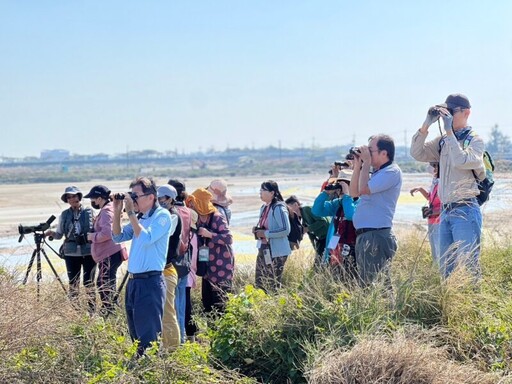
[22,232,67,298]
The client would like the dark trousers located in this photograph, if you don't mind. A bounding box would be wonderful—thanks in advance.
[64,255,96,309]
[255,247,288,292]
[96,251,123,314]
[185,287,198,337]
[201,278,230,314]
[125,274,166,356]
[308,234,326,267]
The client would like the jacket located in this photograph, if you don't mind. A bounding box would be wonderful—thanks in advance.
[259,201,291,258]
[410,129,485,204]
[90,201,125,263]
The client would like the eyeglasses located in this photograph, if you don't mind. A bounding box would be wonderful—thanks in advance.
[130,192,151,201]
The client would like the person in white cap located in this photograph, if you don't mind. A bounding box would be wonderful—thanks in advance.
[157,184,181,348]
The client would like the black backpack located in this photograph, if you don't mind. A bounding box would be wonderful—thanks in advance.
[166,208,192,278]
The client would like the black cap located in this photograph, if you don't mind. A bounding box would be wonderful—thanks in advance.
[84,185,111,199]
[439,93,471,109]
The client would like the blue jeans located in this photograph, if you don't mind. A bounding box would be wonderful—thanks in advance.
[427,223,440,266]
[439,201,482,279]
[175,275,187,343]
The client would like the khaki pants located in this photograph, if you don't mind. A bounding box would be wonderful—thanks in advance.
[162,271,180,348]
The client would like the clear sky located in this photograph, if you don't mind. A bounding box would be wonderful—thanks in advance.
[1,1,511,158]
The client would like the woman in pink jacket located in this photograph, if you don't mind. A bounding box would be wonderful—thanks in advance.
[85,185,127,316]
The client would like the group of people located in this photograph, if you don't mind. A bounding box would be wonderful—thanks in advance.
[47,177,234,355]
[259,93,487,289]
[43,92,487,356]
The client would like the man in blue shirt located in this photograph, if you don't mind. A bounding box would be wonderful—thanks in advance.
[113,177,172,356]
[349,134,402,285]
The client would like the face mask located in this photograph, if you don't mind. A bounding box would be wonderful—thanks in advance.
[91,202,100,210]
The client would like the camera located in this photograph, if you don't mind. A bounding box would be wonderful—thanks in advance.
[421,205,433,219]
[324,179,343,191]
[18,215,56,242]
[18,215,56,236]
[252,226,263,240]
[345,147,361,160]
[75,233,89,246]
[329,160,349,175]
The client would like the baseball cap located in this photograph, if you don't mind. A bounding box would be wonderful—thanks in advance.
[439,93,471,109]
[157,185,178,200]
[84,185,111,199]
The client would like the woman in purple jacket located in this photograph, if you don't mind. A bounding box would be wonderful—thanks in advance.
[85,185,127,316]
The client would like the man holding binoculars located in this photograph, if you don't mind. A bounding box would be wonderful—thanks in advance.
[112,177,173,356]
[410,93,485,280]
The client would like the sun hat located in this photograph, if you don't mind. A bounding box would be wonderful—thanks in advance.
[207,179,232,207]
[188,188,216,216]
[61,186,83,202]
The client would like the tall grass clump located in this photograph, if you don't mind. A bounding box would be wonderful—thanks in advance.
[209,229,512,383]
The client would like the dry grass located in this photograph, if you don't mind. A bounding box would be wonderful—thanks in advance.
[305,332,500,384]
[0,271,79,354]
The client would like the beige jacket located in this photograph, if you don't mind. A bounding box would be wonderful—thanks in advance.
[410,129,485,204]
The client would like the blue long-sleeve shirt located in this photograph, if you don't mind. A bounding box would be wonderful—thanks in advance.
[113,206,172,273]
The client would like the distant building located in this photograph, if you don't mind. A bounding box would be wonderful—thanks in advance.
[40,149,70,161]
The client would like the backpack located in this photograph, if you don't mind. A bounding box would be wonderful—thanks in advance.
[439,130,495,206]
[167,207,193,278]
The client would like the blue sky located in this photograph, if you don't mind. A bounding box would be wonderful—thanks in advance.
[1,1,511,158]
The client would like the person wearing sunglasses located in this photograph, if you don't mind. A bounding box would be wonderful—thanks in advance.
[112,177,173,356]
[410,94,485,280]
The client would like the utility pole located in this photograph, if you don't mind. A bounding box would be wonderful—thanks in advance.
[404,129,408,159]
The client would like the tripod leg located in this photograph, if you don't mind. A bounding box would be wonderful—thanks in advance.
[36,247,42,299]
[40,248,68,294]
[113,271,129,306]
[22,249,37,285]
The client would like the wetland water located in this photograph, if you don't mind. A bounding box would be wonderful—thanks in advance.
[1,174,511,275]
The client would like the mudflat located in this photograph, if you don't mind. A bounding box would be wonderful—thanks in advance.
[0,173,445,238]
